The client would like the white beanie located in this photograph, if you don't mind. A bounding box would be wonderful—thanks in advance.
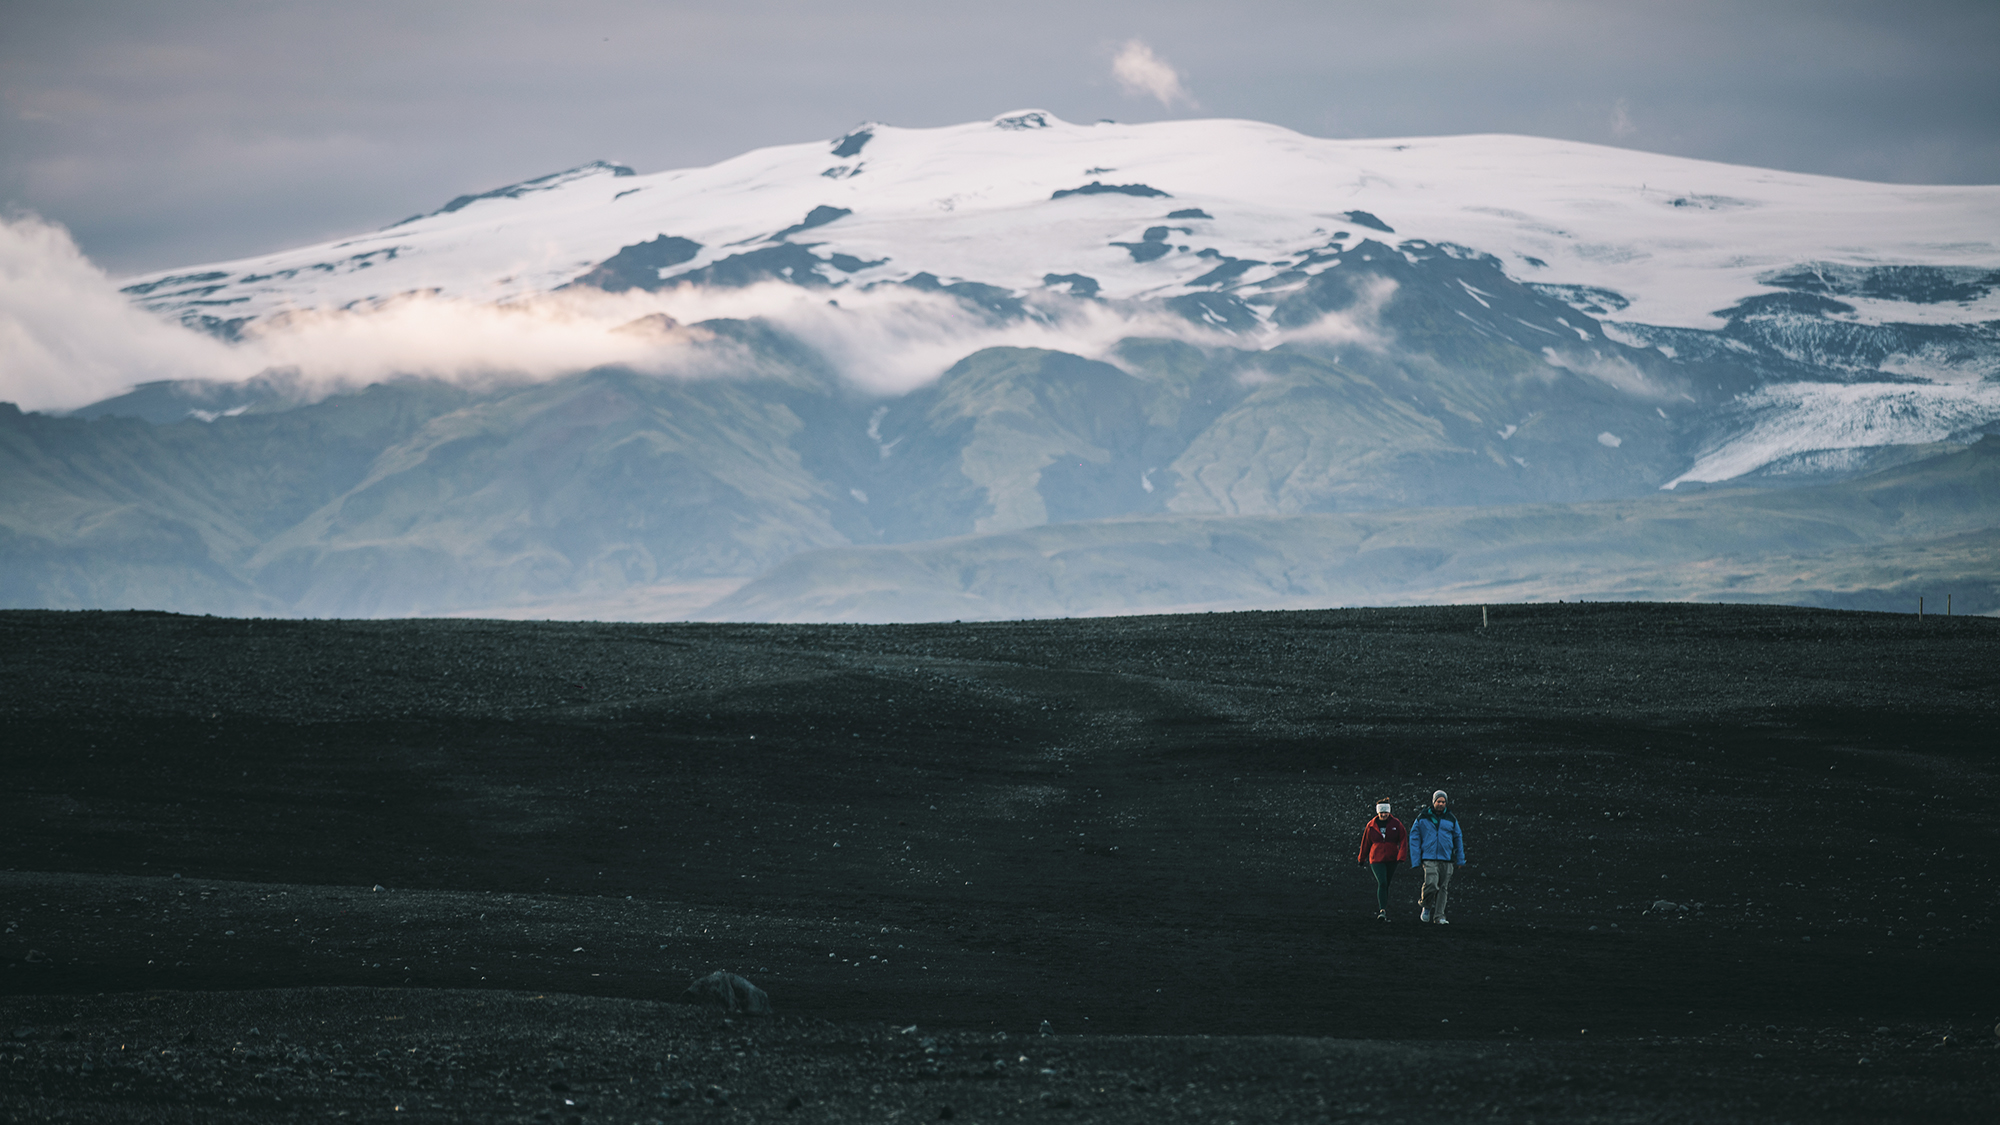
[1432,789,1448,802]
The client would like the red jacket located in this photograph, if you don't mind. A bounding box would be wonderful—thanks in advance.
[1357,815,1408,864]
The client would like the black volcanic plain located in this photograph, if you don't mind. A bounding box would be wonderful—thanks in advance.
[3,603,1996,1122]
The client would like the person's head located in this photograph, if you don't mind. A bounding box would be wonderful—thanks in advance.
[1431,789,1448,812]
[1374,798,1392,820]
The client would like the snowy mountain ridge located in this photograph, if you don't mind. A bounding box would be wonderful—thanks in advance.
[122,110,2000,336]
[98,110,2000,505]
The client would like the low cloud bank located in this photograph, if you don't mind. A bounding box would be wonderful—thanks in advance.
[0,214,247,411]
[238,282,1235,400]
[1,213,1389,414]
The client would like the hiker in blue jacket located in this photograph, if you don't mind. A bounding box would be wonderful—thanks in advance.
[1408,789,1467,923]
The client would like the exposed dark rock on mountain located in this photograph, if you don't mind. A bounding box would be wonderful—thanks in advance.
[830,128,873,158]
[1041,273,1100,298]
[669,244,839,289]
[567,234,703,292]
[1341,209,1395,233]
[898,273,1027,321]
[1052,182,1169,199]
[772,205,854,241]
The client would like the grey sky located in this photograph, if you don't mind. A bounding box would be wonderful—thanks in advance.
[5,0,1996,275]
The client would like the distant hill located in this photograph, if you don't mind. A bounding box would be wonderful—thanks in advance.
[699,437,2000,622]
[6,354,1991,618]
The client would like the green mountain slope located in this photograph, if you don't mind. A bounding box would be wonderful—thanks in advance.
[699,437,2000,622]
[0,384,470,614]
[1,347,880,616]
[8,240,1995,620]
[245,368,867,616]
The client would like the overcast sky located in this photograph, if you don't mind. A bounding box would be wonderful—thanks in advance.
[5,0,1997,276]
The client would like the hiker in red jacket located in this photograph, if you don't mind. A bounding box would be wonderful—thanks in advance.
[1355,797,1408,921]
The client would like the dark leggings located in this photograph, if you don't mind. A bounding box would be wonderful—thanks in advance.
[1369,862,1397,912]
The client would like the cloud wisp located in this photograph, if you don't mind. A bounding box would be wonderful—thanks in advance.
[0,213,247,412]
[1111,40,1195,108]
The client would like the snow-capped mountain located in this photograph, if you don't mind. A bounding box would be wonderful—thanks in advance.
[126,109,2000,335]
[117,110,2000,489]
[9,112,1997,621]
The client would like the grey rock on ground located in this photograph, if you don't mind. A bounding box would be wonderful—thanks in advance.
[681,970,772,1014]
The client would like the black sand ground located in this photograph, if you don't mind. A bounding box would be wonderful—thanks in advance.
[3,603,1997,1121]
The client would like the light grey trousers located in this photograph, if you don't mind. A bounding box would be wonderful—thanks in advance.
[1419,860,1455,917]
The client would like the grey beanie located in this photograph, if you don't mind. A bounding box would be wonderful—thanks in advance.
[1432,789,1448,802]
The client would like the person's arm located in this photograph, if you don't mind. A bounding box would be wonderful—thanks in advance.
[1357,824,1370,865]
[1395,820,1409,863]
[1454,822,1467,866]
[1407,819,1425,866]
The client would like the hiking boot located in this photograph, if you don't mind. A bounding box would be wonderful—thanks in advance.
[1420,908,1432,923]
[1376,910,1389,922]
[1435,916,1450,925]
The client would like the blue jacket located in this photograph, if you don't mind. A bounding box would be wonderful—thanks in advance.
[1408,809,1466,866]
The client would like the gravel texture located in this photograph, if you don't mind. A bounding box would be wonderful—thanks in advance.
[3,603,1997,1121]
